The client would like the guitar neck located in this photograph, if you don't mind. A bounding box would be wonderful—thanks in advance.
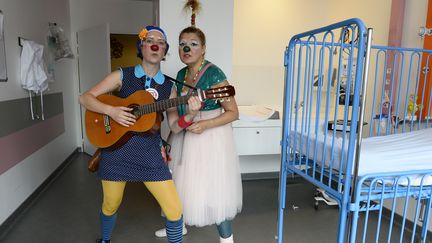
[135,94,193,116]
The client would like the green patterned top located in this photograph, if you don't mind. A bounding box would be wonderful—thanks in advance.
[175,60,226,116]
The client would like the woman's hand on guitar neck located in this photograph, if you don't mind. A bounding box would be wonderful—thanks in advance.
[107,106,136,127]
[186,96,202,118]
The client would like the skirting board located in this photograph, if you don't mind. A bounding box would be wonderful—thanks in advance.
[241,172,279,181]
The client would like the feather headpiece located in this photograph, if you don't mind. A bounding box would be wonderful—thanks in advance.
[183,0,201,26]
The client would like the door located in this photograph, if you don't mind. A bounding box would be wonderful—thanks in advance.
[418,1,432,120]
[77,24,111,155]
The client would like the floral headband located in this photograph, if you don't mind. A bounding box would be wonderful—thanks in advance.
[138,25,168,41]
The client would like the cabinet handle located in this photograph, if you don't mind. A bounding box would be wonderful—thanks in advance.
[256,131,260,134]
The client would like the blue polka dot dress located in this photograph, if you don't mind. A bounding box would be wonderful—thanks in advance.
[98,65,173,182]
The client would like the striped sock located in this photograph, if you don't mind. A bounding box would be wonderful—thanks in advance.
[100,212,117,241]
[165,216,183,243]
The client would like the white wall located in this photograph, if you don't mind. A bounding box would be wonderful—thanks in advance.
[402,0,428,49]
[159,0,233,79]
[69,0,153,36]
[0,0,77,225]
[232,0,428,112]
[232,0,333,109]
[327,0,392,46]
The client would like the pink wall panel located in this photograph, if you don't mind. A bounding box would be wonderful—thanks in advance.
[0,114,65,175]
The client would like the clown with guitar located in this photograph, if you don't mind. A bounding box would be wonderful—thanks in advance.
[154,1,243,243]
[79,25,201,243]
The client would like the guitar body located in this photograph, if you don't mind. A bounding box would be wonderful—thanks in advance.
[85,90,156,148]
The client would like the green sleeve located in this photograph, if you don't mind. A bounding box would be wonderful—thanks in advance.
[196,63,227,110]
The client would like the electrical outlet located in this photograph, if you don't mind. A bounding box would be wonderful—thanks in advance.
[341,62,356,77]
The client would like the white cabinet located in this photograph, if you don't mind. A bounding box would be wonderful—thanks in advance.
[232,119,282,175]
[233,120,281,155]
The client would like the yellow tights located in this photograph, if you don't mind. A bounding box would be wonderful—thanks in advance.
[101,179,182,221]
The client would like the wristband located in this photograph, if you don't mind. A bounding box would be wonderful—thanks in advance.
[178,115,193,128]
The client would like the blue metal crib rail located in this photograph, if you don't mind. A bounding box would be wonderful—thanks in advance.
[350,171,432,243]
[349,44,432,242]
[278,17,432,243]
[278,18,369,243]
[366,45,432,135]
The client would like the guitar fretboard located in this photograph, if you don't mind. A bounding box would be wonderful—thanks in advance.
[135,94,193,116]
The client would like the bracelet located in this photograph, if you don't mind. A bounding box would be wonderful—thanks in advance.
[178,115,193,129]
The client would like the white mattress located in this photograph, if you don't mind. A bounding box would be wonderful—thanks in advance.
[289,127,432,185]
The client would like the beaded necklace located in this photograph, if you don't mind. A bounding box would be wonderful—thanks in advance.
[184,59,206,86]
[179,59,205,116]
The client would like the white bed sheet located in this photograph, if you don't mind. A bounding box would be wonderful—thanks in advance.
[289,127,432,185]
[238,105,277,122]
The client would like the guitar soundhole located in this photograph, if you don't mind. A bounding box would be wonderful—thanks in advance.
[129,104,140,117]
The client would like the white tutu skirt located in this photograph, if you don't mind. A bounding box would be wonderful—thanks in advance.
[168,109,243,227]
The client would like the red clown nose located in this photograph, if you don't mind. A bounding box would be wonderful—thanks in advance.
[150,44,159,51]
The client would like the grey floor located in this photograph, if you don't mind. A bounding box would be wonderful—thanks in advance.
[0,152,413,243]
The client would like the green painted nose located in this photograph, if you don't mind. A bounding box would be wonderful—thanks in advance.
[183,46,191,53]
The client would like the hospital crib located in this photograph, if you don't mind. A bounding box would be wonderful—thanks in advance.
[277,18,432,243]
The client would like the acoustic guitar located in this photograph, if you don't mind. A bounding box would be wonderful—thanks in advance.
[85,85,235,148]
